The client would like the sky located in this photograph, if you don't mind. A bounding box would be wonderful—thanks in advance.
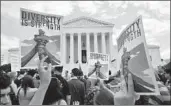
[1,1,170,59]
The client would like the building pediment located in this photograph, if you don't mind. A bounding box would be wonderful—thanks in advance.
[63,16,114,28]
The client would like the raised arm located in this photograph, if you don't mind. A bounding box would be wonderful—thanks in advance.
[29,56,52,105]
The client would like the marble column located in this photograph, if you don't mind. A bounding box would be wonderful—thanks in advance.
[63,33,66,64]
[94,33,98,52]
[86,33,90,63]
[70,33,74,64]
[102,33,106,54]
[78,33,82,64]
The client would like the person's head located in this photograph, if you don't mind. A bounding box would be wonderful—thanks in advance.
[8,72,17,81]
[36,75,40,80]
[71,68,80,77]
[27,69,37,77]
[53,66,63,75]
[84,75,88,80]
[20,70,25,75]
[77,70,83,79]
[42,77,64,105]
[0,72,12,105]
[164,69,171,79]
[21,75,35,96]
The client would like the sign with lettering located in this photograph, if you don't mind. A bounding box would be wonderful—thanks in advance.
[20,8,62,68]
[117,16,159,95]
[20,8,63,30]
[88,52,109,80]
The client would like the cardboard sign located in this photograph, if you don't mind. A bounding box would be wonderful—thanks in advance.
[88,52,109,80]
[116,16,159,95]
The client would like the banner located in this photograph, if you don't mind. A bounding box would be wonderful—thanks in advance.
[20,8,63,31]
[20,8,63,68]
[116,16,159,95]
[88,52,109,80]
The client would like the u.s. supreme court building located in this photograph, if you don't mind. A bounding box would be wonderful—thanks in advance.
[59,16,116,74]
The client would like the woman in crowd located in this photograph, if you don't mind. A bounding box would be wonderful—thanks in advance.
[17,75,38,105]
[42,77,67,105]
[8,72,18,96]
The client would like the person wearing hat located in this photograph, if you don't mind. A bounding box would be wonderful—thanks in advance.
[53,66,71,105]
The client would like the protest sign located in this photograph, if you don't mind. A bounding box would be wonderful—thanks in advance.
[20,8,63,31]
[88,52,109,80]
[20,8,63,68]
[116,15,159,95]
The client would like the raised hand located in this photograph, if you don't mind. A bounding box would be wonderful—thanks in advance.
[114,74,140,105]
[38,56,52,85]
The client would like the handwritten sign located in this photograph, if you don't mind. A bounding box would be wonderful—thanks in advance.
[117,16,159,95]
[20,8,63,30]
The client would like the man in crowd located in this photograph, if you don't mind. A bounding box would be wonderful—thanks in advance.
[68,68,85,105]
[53,66,71,105]
[0,72,12,105]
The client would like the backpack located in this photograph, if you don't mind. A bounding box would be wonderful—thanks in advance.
[9,86,20,105]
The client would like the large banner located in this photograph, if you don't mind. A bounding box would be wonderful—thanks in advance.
[116,16,159,95]
[88,52,109,80]
[20,8,63,68]
[20,8,63,31]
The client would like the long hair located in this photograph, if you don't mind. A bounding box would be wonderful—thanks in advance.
[42,77,64,105]
[21,75,35,96]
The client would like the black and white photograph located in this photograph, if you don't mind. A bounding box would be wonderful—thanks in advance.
[0,1,170,105]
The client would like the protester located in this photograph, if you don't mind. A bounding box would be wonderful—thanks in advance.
[42,77,67,105]
[0,72,12,105]
[68,68,85,105]
[8,72,18,96]
[64,70,70,81]
[52,66,71,105]
[77,70,87,90]
[14,70,26,88]
[17,75,37,105]
[27,69,40,88]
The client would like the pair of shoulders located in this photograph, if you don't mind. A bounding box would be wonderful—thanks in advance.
[68,79,85,85]
[17,87,38,97]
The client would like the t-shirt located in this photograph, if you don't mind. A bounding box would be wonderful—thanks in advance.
[94,87,114,105]
[54,75,70,101]
[68,79,85,105]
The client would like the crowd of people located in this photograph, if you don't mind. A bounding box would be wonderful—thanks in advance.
[0,56,170,105]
